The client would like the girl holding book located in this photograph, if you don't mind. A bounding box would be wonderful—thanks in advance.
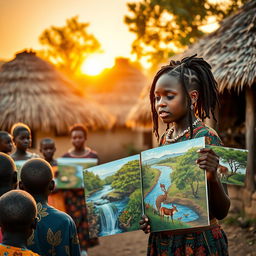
[140,55,230,255]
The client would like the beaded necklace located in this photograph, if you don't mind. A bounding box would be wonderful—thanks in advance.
[165,118,201,143]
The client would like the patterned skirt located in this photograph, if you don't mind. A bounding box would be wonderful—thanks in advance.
[147,225,228,256]
[64,189,99,250]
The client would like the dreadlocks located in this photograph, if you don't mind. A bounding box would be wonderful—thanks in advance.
[150,54,219,141]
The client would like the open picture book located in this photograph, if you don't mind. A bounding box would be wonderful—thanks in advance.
[83,137,248,238]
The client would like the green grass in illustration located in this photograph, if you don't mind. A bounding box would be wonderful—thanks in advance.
[146,208,191,231]
[56,165,82,188]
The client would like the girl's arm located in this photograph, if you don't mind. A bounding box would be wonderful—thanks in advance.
[197,148,230,220]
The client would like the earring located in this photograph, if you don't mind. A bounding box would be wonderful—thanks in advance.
[190,104,194,110]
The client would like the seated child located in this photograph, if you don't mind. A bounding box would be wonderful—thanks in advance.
[0,190,39,256]
[0,152,18,243]
[0,131,13,154]
[40,138,66,212]
[19,158,81,256]
[10,122,39,161]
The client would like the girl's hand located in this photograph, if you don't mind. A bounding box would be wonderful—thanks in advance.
[139,215,151,234]
[196,148,219,181]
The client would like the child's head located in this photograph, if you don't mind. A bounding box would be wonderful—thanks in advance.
[11,122,31,151]
[150,55,218,139]
[0,153,17,196]
[69,124,88,149]
[0,190,37,238]
[19,158,54,197]
[40,138,56,161]
[0,131,13,154]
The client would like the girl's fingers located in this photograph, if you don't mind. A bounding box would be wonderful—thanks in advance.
[197,148,218,156]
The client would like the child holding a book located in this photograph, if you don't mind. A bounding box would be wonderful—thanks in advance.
[140,55,230,255]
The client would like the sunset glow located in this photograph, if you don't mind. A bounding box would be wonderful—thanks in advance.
[80,54,114,76]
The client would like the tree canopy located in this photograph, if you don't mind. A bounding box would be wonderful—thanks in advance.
[39,16,101,75]
[171,147,204,198]
[111,160,141,194]
[124,0,248,68]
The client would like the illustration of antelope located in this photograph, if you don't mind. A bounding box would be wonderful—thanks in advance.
[217,164,229,180]
[159,204,178,223]
[155,183,168,213]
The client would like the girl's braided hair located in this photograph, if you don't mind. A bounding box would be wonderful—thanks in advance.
[150,54,219,141]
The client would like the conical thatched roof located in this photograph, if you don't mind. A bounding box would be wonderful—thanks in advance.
[126,0,256,129]
[176,0,256,92]
[0,51,115,133]
[126,85,152,129]
[90,58,147,127]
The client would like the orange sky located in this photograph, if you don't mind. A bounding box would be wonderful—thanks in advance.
[0,0,140,65]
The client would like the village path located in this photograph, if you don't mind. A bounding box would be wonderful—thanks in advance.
[88,223,256,256]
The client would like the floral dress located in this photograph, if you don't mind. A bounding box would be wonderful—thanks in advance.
[148,121,229,256]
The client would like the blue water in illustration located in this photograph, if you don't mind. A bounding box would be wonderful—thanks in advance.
[144,165,199,222]
[87,185,128,236]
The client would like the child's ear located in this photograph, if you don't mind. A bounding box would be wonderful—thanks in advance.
[189,90,199,105]
[31,217,38,230]
[49,180,55,192]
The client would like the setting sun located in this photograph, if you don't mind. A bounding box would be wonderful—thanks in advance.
[80,54,114,76]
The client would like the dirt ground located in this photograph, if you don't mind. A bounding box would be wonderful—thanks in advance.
[88,222,256,256]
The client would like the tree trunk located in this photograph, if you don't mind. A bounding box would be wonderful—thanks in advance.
[245,86,256,192]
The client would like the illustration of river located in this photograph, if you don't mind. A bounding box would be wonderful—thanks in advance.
[87,185,128,236]
[144,165,199,222]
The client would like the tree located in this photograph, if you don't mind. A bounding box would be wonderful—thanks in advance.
[39,16,101,75]
[213,147,247,180]
[111,160,141,194]
[124,0,248,68]
[171,147,203,198]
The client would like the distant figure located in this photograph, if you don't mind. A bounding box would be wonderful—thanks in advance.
[19,158,81,256]
[62,124,99,254]
[40,138,66,212]
[0,131,13,154]
[0,153,18,243]
[0,190,39,255]
[10,122,39,161]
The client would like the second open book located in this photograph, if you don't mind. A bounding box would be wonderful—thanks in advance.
[83,137,247,238]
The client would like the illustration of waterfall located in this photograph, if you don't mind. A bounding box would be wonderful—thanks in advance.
[98,204,120,236]
[87,185,128,236]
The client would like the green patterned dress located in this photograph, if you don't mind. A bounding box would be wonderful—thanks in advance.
[147,121,229,256]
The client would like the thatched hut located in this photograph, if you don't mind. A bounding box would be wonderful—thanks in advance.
[126,0,256,216]
[174,0,256,217]
[0,50,114,158]
[88,58,150,160]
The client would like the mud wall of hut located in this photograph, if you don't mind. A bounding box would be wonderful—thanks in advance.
[33,128,145,163]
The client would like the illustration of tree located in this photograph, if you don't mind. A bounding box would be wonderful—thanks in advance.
[111,160,141,194]
[171,147,203,198]
[119,189,142,230]
[39,16,101,75]
[213,147,247,180]
[124,0,248,68]
[84,170,104,193]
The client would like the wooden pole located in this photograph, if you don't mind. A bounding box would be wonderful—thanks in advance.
[245,86,256,192]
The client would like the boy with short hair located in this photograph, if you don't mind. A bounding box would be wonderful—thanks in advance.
[0,152,18,243]
[0,190,39,255]
[0,131,13,154]
[40,137,66,212]
[20,158,81,256]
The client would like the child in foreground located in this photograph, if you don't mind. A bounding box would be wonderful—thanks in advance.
[0,153,18,243]
[140,55,230,255]
[0,131,13,154]
[10,122,39,161]
[19,158,81,256]
[40,137,66,212]
[0,190,39,256]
